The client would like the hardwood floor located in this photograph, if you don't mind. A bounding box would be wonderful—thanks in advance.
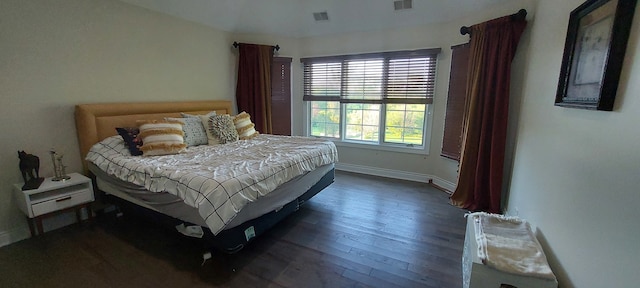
[0,171,468,288]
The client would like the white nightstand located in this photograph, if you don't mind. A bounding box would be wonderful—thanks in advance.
[13,173,95,237]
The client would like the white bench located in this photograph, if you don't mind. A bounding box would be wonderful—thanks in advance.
[462,213,558,288]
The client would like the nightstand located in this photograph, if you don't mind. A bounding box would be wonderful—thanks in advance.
[13,173,95,237]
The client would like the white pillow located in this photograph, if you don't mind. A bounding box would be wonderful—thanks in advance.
[165,117,208,147]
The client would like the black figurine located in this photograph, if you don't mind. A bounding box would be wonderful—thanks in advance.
[18,151,44,190]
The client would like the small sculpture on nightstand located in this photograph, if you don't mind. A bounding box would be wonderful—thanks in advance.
[50,150,71,181]
[18,151,44,190]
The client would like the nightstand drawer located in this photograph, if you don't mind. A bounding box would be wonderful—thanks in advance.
[31,189,93,217]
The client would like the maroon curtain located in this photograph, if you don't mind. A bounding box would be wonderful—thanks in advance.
[450,16,527,213]
[236,43,274,134]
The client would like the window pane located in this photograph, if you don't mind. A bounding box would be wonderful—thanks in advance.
[405,111,425,129]
[345,103,380,142]
[362,125,378,141]
[384,104,425,145]
[345,124,362,139]
[363,109,380,126]
[326,123,340,138]
[310,101,340,138]
[385,126,403,143]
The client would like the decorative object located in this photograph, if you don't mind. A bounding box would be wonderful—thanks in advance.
[50,150,71,181]
[116,127,144,156]
[18,151,44,190]
[137,120,186,156]
[166,117,209,147]
[234,111,260,140]
[208,114,239,144]
[198,114,221,145]
[555,0,638,110]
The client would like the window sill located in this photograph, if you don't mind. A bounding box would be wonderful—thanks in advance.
[330,139,429,155]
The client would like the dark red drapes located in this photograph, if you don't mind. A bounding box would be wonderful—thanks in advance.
[236,43,274,134]
[450,15,527,213]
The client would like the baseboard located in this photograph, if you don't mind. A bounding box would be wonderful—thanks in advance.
[334,163,457,194]
[335,162,432,183]
[430,176,456,194]
[0,226,31,248]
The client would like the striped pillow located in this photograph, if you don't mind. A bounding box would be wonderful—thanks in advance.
[137,120,186,156]
[233,111,259,140]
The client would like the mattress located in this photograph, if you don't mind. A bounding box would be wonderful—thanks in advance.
[86,134,338,234]
[89,162,334,230]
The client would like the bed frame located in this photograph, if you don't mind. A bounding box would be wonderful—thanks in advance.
[74,100,334,253]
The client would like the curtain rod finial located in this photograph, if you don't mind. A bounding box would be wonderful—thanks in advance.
[460,9,527,36]
[460,26,470,35]
[512,9,527,20]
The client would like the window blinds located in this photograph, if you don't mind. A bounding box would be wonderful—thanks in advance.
[302,48,440,105]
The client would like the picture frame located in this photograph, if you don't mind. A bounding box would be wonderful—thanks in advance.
[555,0,637,111]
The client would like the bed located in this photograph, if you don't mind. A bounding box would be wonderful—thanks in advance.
[75,100,337,253]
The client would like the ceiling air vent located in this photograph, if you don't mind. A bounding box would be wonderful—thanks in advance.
[394,0,412,10]
[313,11,329,21]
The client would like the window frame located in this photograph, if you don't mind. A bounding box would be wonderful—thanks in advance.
[302,48,440,154]
[303,102,434,155]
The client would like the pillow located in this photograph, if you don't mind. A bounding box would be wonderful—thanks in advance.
[233,111,260,140]
[137,120,187,156]
[165,117,208,147]
[181,111,216,118]
[115,127,143,156]
[198,114,221,145]
[208,114,239,144]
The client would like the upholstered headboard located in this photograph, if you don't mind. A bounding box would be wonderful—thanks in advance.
[75,100,233,172]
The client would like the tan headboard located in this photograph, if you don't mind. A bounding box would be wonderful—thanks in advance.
[75,100,233,172]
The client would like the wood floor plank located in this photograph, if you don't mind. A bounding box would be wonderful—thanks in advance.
[0,171,467,287]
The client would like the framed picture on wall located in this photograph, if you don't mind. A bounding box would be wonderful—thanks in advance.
[555,0,638,111]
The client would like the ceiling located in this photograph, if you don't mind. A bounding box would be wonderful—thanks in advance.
[119,0,515,37]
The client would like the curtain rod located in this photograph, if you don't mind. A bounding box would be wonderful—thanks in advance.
[460,9,527,35]
[233,41,280,51]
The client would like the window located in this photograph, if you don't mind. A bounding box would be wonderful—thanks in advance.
[302,49,440,149]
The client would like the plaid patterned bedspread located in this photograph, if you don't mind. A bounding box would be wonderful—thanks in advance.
[86,134,338,235]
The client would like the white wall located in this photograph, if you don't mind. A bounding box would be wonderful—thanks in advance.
[505,0,640,287]
[0,0,235,244]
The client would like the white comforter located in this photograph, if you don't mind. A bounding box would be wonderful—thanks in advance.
[86,134,338,235]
